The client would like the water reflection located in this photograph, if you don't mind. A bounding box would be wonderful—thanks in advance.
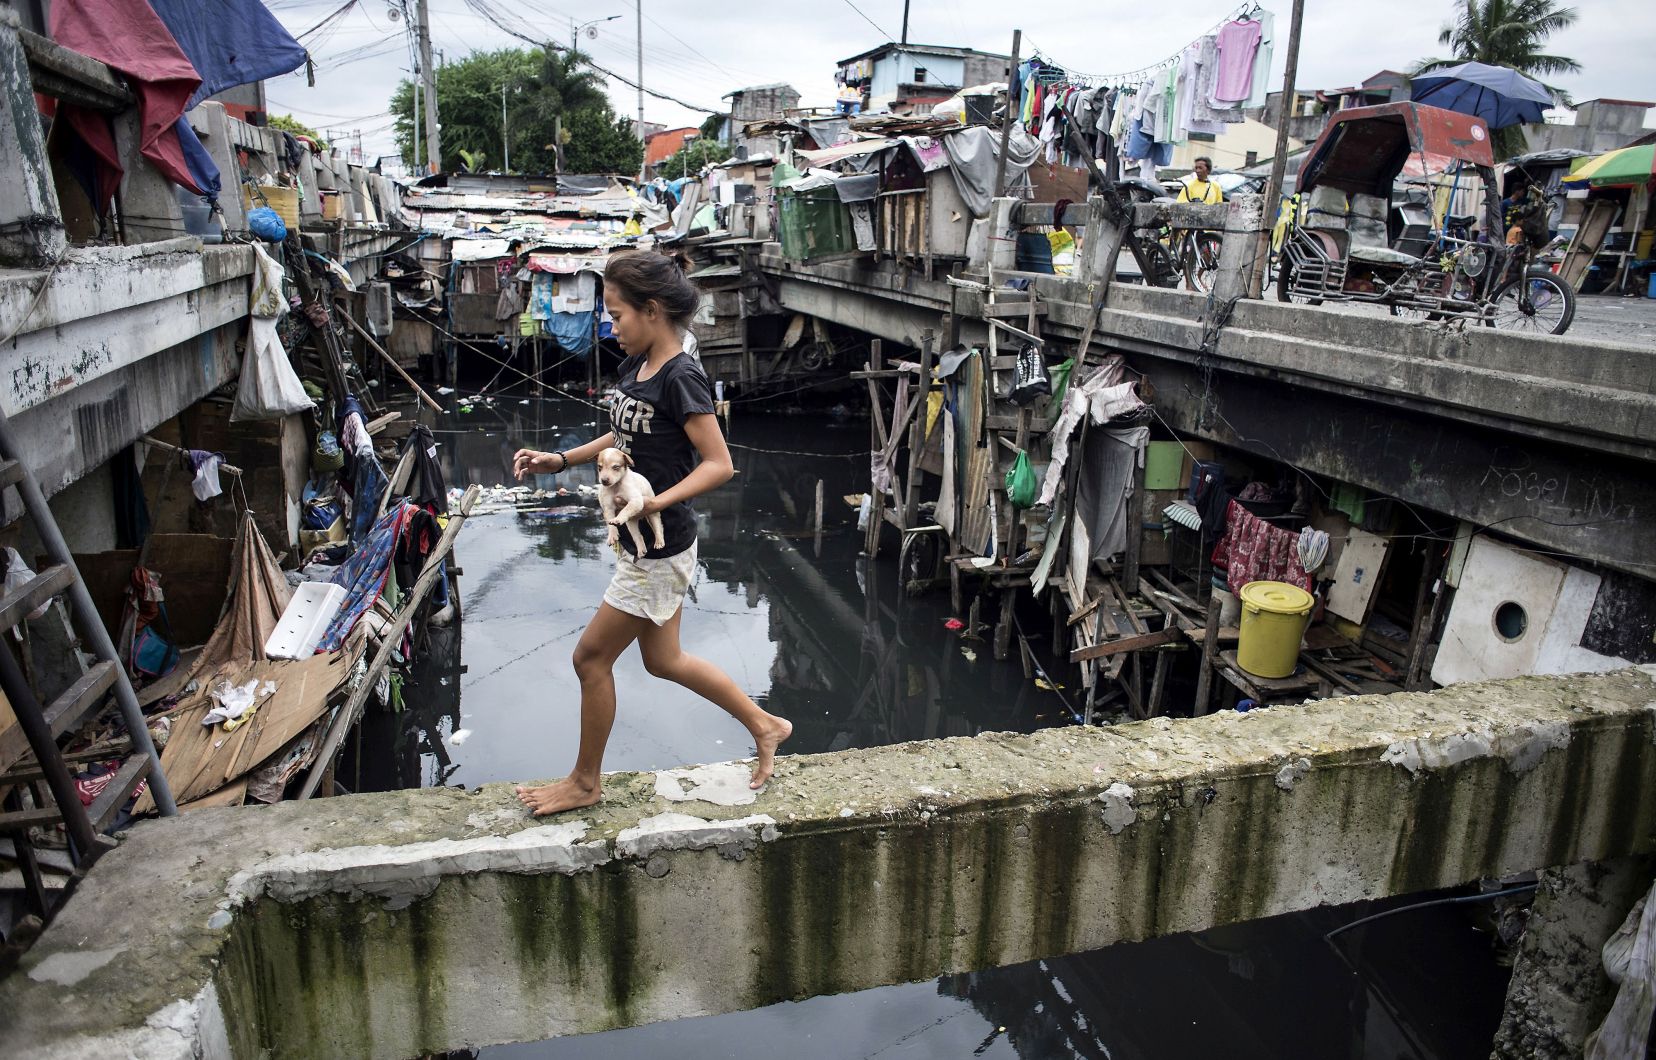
[379,395,1507,1059]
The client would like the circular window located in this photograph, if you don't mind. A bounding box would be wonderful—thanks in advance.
[1494,601,1528,641]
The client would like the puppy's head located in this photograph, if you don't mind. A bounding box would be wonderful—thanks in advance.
[596,447,633,488]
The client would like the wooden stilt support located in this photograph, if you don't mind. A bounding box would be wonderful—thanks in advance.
[1193,596,1221,715]
[994,588,1015,662]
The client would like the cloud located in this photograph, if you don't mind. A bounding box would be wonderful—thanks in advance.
[268,0,1654,160]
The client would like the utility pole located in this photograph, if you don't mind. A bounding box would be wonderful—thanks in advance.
[992,29,1022,197]
[635,0,645,179]
[411,68,422,171]
[901,0,909,44]
[501,81,510,172]
[415,0,441,173]
[1250,0,1304,298]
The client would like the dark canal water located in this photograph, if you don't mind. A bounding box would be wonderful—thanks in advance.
[365,392,1511,1059]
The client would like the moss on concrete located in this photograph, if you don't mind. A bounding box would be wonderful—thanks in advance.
[3,668,1654,1058]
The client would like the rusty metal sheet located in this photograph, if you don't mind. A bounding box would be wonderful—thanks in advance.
[956,350,994,557]
[1300,102,1494,198]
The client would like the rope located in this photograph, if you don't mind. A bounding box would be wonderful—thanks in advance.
[0,250,69,348]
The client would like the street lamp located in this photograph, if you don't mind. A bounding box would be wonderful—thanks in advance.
[571,14,621,53]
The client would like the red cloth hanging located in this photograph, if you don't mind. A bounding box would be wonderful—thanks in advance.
[1210,500,1313,593]
[49,0,206,205]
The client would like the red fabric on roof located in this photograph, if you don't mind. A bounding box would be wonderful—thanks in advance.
[645,128,698,167]
[50,0,205,198]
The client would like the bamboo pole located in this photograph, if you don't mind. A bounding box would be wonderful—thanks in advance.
[339,310,443,413]
[298,484,480,799]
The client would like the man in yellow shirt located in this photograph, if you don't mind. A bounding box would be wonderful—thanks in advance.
[1178,156,1225,204]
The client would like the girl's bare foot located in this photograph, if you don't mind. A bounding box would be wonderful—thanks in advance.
[514,777,602,817]
[749,716,793,789]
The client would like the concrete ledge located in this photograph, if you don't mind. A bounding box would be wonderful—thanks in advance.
[4,668,1655,1058]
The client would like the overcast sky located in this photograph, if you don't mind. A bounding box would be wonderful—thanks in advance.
[264,0,1656,161]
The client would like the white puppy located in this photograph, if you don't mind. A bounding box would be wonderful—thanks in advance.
[595,447,666,558]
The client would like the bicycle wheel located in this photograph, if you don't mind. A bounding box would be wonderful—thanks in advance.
[1182,232,1224,292]
[1145,243,1181,289]
[1489,267,1575,335]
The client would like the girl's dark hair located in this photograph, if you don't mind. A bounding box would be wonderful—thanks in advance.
[602,249,699,326]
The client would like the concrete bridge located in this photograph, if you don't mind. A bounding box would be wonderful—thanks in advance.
[4,667,1652,1058]
[762,247,1656,579]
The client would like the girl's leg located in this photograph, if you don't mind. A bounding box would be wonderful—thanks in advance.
[637,608,792,788]
[516,602,651,816]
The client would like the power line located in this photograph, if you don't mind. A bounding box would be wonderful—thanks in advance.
[638,10,742,83]
[295,0,359,40]
[458,0,721,112]
[836,0,894,42]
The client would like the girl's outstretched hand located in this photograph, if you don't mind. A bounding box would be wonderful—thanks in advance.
[513,449,550,480]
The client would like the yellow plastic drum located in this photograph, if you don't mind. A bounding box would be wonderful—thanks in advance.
[1236,581,1315,679]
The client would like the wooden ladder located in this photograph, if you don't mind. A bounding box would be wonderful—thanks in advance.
[0,409,176,923]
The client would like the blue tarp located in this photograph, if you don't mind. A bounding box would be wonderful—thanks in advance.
[547,311,595,355]
[148,0,309,108]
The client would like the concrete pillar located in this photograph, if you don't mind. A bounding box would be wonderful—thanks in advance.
[0,11,67,267]
[1076,193,1125,290]
[1211,192,1265,303]
[295,150,323,222]
[189,103,245,232]
[113,106,185,244]
[350,166,377,224]
[1493,856,1656,1060]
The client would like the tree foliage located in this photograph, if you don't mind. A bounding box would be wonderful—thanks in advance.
[1414,0,1582,157]
[390,47,642,175]
[659,138,732,179]
[268,113,326,149]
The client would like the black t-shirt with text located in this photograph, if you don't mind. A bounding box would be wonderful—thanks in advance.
[609,352,715,559]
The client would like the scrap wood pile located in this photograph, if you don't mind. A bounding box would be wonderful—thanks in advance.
[0,224,478,834]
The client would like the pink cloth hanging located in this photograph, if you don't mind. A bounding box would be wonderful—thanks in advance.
[1212,19,1264,103]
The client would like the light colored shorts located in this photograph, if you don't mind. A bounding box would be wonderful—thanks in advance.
[604,541,697,625]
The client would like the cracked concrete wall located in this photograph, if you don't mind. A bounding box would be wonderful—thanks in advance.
[1493,856,1656,1059]
[2,668,1654,1059]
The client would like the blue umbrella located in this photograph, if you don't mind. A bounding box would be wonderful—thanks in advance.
[1410,62,1552,130]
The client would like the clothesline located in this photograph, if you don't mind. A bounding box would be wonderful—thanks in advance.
[1028,1,1265,88]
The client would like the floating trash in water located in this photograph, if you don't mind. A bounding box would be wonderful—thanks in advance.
[437,386,455,395]
[944,618,964,631]
[449,728,473,746]
[961,647,977,662]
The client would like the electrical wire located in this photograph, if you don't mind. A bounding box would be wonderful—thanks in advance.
[1028,1,1264,87]
[1324,883,1538,941]
[835,0,895,42]
[293,0,359,42]
[458,0,720,113]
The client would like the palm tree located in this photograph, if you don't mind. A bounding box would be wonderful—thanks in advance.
[510,49,610,173]
[1415,0,1581,156]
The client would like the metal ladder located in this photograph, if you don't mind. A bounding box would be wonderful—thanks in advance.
[0,409,175,922]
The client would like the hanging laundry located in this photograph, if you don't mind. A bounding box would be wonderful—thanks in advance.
[530,272,556,320]
[1210,500,1314,593]
[495,279,524,321]
[1192,36,1243,126]
[1245,11,1276,110]
[1213,18,1265,104]
[185,449,224,501]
